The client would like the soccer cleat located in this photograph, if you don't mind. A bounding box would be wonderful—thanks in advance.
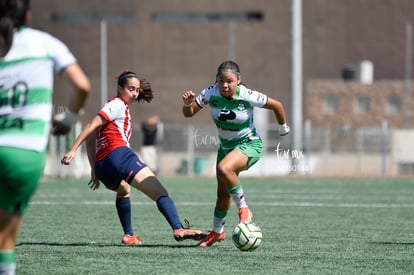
[173,228,206,241]
[238,207,253,223]
[121,233,142,245]
[197,231,226,247]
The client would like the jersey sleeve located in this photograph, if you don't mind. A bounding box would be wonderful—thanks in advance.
[195,84,215,108]
[240,85,268,107]
[43,32,77,73]
[98,98,125,122]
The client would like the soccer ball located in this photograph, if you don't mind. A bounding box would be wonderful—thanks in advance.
[232,222,263,251]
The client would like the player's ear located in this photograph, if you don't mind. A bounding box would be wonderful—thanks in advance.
[26,10,32,24]
[237,76,241,85]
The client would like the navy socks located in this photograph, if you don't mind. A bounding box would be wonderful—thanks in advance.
[156,195,182,230]
[116,197,134,235]
[116,195,182,233]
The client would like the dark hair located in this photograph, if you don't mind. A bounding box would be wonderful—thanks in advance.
[137,78,154,103]
[215,60,243,85]
[216,60,241,78]
[115,71,154,103]
[0,0,30,57]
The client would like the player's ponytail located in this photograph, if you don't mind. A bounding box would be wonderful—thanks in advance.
[0,0,30,57]
[137,78,154,103]
[0,16,14,57]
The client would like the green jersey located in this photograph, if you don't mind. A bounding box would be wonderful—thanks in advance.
[195,84,268,149]
[0,27,77,151]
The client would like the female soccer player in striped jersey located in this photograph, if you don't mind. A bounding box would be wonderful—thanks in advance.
[0,0,91,274]
[61,71,206,245]
[182,60,290,247]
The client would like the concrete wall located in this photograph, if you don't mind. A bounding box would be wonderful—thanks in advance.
[28,0,414,128]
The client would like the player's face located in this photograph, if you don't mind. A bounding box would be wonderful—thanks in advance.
[217,71,240,99]
[119,77,140,104]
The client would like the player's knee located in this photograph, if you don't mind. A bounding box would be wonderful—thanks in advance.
[135,175,169,201]
[116,181,131,197]
[217,162,233,179]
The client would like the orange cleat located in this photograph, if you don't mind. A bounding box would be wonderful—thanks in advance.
[197,231,226,247]
[173,228,206,241]
[121,234,142,245]
[238,207,253,223]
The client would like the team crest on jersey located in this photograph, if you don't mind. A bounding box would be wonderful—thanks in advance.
[237,101,245,111]
[210,99,218,107]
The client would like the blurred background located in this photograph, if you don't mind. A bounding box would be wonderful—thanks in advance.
[35,0,414,178]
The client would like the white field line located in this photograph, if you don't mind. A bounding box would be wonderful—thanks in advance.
[29,200,414,208]
[31,188,414,208]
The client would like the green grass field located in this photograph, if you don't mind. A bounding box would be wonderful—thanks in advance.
[16,177,414,275]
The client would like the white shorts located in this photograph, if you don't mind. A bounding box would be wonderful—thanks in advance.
[140,145,158,172]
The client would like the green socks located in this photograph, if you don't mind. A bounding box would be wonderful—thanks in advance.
[0,250,16,275]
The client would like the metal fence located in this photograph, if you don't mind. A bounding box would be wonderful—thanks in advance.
[45,121,414,178]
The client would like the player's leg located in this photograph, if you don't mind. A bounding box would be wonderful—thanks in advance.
[94,148,141,245]
[130,167,167,200]
[197,180,229,247]
[199,151,248,247]
[130,166,180,230]
[114,181,141,245]
[199,141,262,247]
[198,147,232,247]
[0,147,45,274]
[229,139,263,222]
[0,210,20,275]
[216,149,253,223]
[198,150,249,247]
[131,167,205,241]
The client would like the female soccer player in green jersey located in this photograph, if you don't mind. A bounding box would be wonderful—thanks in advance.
[0,0,90,273]
[182,60,290,247]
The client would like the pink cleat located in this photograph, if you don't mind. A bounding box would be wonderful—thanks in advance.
[198,231,226,247]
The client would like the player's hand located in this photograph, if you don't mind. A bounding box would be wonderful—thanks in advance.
[51,110,78,136]
[182,90,196,106]
[52,123,71,135]
[88,175,100,190]
[61,151,75,165]
[279,123,290,136]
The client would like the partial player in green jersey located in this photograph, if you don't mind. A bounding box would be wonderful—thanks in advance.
[0,1,90,274]
[182,60,290,247]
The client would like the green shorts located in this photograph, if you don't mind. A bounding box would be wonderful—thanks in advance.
[217,138,263,168]
[0,147,46,214]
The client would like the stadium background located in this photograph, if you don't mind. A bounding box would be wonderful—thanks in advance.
[28,0,414,178]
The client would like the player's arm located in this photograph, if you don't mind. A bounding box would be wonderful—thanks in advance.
[61,115,105,165]
[52,63,91,135]
[63,63,91,114]
[263,97,290,136]
[85,131,101,190]
[182,90,202,117]
[85,130,96,169]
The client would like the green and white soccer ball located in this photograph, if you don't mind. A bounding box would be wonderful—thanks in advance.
[232,222,263,251]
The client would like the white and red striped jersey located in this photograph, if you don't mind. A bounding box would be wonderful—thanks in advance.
[95,97,132,162]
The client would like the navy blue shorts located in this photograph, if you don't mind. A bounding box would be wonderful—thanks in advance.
[94,146,147,190]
